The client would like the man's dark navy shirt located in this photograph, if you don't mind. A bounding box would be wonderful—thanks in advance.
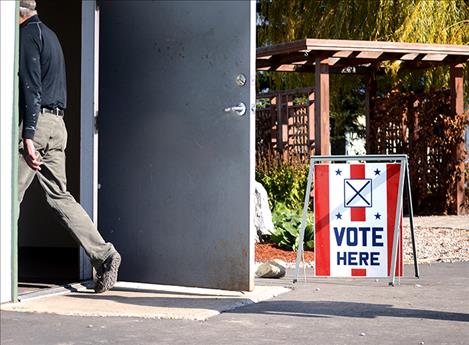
[19,15,67,139]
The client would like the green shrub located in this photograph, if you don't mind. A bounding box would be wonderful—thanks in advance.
[256,153,310,210]
[270,203,314,251]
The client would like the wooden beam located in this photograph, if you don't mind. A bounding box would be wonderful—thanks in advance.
[333,50,354,58]
[400,53,420,60]
[270,96,278,149]
[257,39,469,67]
[314,58,330,155]
[281,93,291,160]
[256,64,296,71]
[450,64,465,215]
[257,39,308,57]
[422,54,447,61]
[256,52,306,68]
[356,51,383,59]
[328,57,341,66]
[291,60,309,65]
[258,38,469,58]
[303,38,469,56]
[257,64,318,72]
[257,56,468,72]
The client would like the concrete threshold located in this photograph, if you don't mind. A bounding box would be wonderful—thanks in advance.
[1,281,290,321]
[17,281,93,302]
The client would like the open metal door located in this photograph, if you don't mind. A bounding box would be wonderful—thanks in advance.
[98,1,255,290]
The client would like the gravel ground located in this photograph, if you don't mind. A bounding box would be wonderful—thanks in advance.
[403,226,469,264]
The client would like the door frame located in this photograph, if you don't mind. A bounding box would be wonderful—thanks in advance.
[79,0,99,280]
[0,0,19,303]
[0,1,101,302]
[1,0,256,301]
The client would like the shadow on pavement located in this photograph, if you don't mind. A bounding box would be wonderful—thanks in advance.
[227,300,469,322]
[66,292,247,309]
[110,287,243,298]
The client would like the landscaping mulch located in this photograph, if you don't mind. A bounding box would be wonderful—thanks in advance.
[255,243,314,263]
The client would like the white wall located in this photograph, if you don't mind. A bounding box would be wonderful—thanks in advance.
[0,0,17,303]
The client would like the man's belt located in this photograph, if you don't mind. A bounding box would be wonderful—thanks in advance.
[41,107,64,116]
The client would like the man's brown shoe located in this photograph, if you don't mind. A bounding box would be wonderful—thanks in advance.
[94,252,121,293]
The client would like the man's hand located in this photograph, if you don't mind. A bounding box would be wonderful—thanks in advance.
[23,138,42,171]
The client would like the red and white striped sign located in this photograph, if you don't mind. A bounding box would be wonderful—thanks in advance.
[314,163,403,277]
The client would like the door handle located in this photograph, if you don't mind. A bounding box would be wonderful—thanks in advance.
[224,103,246,116]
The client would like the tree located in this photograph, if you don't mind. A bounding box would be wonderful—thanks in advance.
[258,0,469,46]
[256,0,469,152]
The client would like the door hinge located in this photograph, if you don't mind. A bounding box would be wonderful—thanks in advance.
[94,111,99,133]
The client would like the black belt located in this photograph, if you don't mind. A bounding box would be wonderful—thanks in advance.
[41,108,64,116]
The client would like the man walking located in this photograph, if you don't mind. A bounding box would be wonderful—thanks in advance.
[18,0,120,293]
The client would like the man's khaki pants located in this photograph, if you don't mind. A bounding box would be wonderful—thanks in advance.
[18,112,115,269]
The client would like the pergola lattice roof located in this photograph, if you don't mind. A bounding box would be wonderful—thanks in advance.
[257,39,469,73]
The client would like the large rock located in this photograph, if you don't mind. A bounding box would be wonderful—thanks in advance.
[254,181,274,242]
[255,259,287,278]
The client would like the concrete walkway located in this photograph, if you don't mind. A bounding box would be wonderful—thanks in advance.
[1,282,290,321]
[2,262,469,345]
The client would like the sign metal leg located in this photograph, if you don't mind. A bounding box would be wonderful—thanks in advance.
[389,159,406,286]
[293,160,314,284]
[405,160,419,278]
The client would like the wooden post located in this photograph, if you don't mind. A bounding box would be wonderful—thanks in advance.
[314,58,330,155]
[286,94,294,160]
[450,64,465,215]
[275,93,283,154]
[365,72,376,154]
[280,93,289,159]
[308,89,315,156]
[270,95,278,153]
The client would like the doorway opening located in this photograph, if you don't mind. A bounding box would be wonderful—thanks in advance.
[18,0,83,295]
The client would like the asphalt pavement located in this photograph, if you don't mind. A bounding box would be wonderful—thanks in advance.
[1,262,468,345]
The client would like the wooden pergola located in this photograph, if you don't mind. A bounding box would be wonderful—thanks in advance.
[257,38,469,213]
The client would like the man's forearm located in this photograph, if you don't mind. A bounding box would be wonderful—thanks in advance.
[21,94,40,139]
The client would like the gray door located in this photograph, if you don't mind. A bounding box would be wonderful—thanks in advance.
[98,1,255,291]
